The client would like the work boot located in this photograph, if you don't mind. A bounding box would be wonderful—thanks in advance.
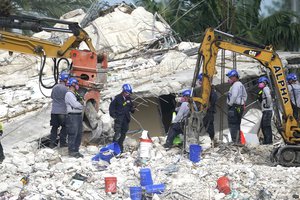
[49,143,56,149]
[60,143,68,148]
[163,143,172,149]
[69,152,84,158]
[0,156,4,164]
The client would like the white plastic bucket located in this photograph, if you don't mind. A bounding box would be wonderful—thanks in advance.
[139,138,152,158]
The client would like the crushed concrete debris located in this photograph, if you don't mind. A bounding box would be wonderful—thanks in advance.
[0,139,299,199]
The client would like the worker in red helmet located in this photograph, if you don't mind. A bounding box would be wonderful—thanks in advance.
[163,89,191,149]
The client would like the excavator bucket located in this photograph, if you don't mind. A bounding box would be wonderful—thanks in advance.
[184,111,206,152]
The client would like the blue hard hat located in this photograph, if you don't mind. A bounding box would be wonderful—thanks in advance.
[258,76,269,84]
[287,73,297,82]
[197,73,203,81]
[67,77,78,86]
[226,69,239,78]
[122,84,133,94]
[59,71,69,81]
[182,89,191,97]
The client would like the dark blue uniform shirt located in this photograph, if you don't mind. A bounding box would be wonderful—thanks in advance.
[109,93,135,122]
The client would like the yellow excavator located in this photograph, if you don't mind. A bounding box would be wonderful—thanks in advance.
[0,14,108,143]
[187,27,300,167]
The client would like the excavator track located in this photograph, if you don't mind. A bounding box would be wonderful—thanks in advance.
[271,145,300,167]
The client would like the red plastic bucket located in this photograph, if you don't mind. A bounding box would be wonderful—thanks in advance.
[105,177,117,193]
[217,176,231,195]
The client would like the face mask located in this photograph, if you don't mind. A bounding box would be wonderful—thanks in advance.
[228,79,234,84]
[176,97,185,103]
[125,92,131,96]
[75,85,79,90]
[258,83,265,89]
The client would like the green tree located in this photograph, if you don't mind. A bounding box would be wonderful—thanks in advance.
[136,0,300,51]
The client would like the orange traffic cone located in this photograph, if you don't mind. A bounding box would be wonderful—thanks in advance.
[240,131,246,145]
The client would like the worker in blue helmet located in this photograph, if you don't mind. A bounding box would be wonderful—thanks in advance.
[65,77,84,158]
[195,73,218,147]
[163,89,191,149]
[109,84,135,153]
[226,69,247,144]
[49,71,70,149]
[257,76,273,144]
[287,73,300,120]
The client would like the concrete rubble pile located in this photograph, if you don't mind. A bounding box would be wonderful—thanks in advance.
[0,138,300,199]
[1,3,300,200]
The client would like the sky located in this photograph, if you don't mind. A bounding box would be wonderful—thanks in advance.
[260,0,275,16]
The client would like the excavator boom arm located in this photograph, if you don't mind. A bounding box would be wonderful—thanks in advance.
[0,29,95,58]
[194,28,300,144]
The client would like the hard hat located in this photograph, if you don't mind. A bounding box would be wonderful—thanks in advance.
[67,78,78,86]
[226,69,239,78]
[197,73,203,81]
[122,84,133,94]
[182,89,191,97]
[59,71,69,81]
[286,73,297,82]
[258,76,269,84]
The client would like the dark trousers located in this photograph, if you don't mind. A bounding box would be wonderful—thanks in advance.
[113,117,129,153]
[165,122,183,146]
[0,142,4,160]
[261,110,273,144]
[66,114,83,153]
[227,105,244,143]
[50,114,67,146]
[292,103,300,121]
[203,112,215,140]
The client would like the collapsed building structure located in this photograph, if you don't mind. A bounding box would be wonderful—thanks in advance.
[0,3,300,199]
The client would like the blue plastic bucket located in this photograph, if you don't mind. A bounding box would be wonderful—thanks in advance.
[130,186,142,200]
[145,184,165,194]
[99,147,113,162]
[140,168,153,186]
[189,144,202,163]
[106,142,121,156]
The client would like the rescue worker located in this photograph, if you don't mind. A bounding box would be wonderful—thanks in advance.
[50,71,69,148]
[257,76,273,144]
[196,73,218,145]
[226,69,247,144]
[286,73,300,120]
[65,78,84,158]
[109,84,135,153]
[0,122,4,164]
[163,89,191,149]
